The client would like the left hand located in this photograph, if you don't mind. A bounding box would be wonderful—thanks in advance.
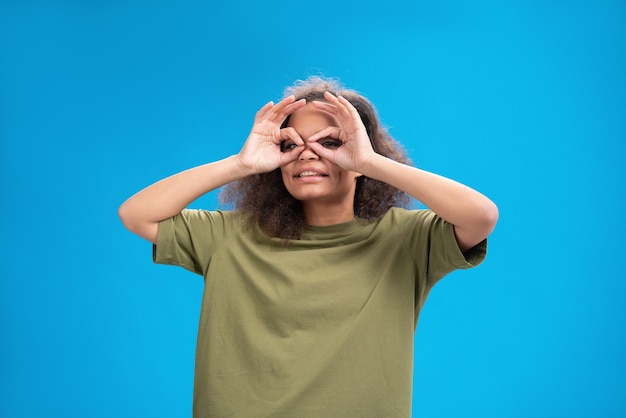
[307,92,377,174]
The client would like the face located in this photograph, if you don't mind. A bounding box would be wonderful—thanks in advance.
[280,104,361,209]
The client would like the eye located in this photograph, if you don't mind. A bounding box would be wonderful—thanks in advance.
[280,140,297,153]
[319,138,342,149]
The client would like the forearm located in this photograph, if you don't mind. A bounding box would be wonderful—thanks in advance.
[118,155,250,241]
[361,154,498,249]
[118,96,307,243]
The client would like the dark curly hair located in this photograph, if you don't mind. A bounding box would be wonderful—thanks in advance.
[220,76,412,240]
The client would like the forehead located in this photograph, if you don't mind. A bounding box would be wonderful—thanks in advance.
[286,104,339,138]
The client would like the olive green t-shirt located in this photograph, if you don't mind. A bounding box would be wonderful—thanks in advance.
[154,207,486,417]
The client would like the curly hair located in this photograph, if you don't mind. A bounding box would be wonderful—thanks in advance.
[220,76,412,240]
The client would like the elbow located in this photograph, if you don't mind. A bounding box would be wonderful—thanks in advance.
[454,199,498,252]
[118,200,159,244]
[479,200,499,235]
[118,202,130,228]
[118,201,137,232]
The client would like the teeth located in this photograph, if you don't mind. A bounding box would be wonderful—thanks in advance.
[298,171,323,177]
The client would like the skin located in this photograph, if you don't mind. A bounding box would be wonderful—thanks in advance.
[280,105,362,226]
[307,92,499,252]
[118,95,306,244]
[118,92,498,252]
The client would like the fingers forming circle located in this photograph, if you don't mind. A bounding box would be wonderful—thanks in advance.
[308,126,342,143]
[254,101,275,122]
[279,127,304,145]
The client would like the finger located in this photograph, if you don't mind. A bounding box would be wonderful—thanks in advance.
[329,93,356,121]
[274,95,296,112]
[269,97,306,124]
[324,94,365,136]
[307,141,337,162]
[254,101,275,123]
[323,90,339,103]
[311,100,354,130]
[279,127,304,146]
[336,95,362,123]
[255,96,294,123]
[310,100,338,115]
[281,98,307,117]
[307,126,342,143]
[279,144,305,166]
[317,92,353,123]
[271,95,297,114]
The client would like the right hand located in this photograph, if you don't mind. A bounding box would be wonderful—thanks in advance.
[236,95,307,174]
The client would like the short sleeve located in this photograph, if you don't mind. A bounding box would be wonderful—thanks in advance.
[393,208,487,286]
[153,209,235,276]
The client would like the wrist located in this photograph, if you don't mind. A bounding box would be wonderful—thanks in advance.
[232,154,257,177]
[358,152,386,178]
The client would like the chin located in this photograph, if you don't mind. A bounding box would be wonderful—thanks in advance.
[286,190,326,202]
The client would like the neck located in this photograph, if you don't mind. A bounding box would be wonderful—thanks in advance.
[302,201,355,226]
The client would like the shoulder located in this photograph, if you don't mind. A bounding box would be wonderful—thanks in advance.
[162,209,249,239]
[377,208,459,249]
[176,209,244,224]
[379,207,438,229]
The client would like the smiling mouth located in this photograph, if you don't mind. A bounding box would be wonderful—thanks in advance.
[296,171,328,178]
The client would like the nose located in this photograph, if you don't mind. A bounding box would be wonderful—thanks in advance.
[299,143,319,161]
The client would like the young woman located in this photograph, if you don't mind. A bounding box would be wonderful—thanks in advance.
[119,77,498,417]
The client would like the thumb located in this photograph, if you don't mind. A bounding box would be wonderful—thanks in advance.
[307,141,338,163]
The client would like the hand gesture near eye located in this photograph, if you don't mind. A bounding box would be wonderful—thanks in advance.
[306,92,377,174]
[237,96,306,174]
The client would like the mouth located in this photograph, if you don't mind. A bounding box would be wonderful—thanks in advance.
[295,170,328,178]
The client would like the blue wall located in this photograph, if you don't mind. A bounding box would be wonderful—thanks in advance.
[1,1,624,416]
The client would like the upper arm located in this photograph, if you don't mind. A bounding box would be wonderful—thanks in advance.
[135,222,159,245]
[395,208,488,286]
[118,204,159,244]
[453,205,498,254]
[454,226,486,254]
[152,210,233,275]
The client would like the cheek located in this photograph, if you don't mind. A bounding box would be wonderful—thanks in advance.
[337,170,359,182]
[280,167,293,188]
[341,173,361,192]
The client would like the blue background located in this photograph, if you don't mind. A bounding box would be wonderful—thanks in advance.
[1,0,624,417]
